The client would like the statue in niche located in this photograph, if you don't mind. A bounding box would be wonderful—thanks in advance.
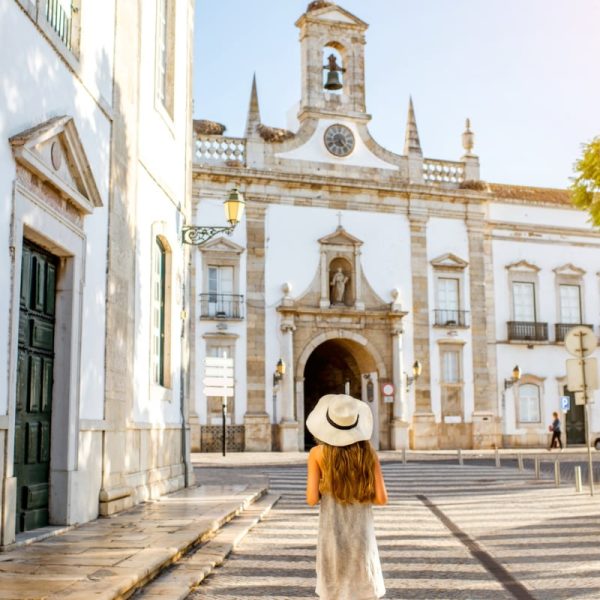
[330,267,349,305]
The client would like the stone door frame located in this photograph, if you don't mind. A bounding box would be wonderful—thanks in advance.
[2,182,86,545]
[295,330,388,450]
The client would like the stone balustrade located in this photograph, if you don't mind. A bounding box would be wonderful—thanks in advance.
[423,159,465,184]
[195,135,246,167]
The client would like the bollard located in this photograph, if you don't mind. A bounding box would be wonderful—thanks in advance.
[554,460,561,487]
[535,457,540,480]
[517,453,524,471]
[495,448,501,468]
[575,466,583,493]
[402,448,407,465]
[458,448,463,466]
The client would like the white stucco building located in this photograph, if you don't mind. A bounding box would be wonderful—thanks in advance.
[0,0,194,546]
[190,1,600,453]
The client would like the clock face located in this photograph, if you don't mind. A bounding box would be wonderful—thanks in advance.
[324,124,355,157]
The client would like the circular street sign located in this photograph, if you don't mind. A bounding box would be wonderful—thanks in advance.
[565,326,597,358]
[382,383,394,396]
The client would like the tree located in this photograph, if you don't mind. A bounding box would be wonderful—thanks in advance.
[571,137,600,225]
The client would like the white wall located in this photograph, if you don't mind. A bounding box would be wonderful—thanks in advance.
[426,218,474,422]
[264,203,413,421]
[193,198,248,425]
[0,3,114,417]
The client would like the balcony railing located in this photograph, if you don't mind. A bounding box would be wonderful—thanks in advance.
[555,323,593,343]
[45,0,73,50]
[194,135,246,167]
[200,294,244,320]
[507,321,548,342]
[423,159,465,184]
[433,309,470,328]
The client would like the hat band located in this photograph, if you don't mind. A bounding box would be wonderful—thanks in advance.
[326,408,359,431]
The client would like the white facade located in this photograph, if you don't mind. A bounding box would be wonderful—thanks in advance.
[191,1,600,453]
[0,0,194,546]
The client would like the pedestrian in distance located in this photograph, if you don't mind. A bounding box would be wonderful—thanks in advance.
[306,394,388,600]
[548,411,563,450]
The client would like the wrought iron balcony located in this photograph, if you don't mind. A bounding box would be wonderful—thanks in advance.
[555,323,593,343]
[507,321,548,342]
[199,294,244,320]
[433,309,470,328]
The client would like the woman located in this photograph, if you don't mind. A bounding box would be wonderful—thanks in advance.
[549,411,563,450]
[306,394,388,600]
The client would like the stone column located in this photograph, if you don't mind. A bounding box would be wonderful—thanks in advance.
[409,209,437,449]
[390,323,409,449]
[278,319,299,451]
[244,203,271,451]
[467,210,499,448]
[319,250,329,308]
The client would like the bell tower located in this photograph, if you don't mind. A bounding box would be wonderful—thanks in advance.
[295,2,369,123]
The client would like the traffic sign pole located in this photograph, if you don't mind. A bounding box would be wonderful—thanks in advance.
[577,331,594,496]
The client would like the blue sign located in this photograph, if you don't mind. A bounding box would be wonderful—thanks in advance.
[560,396,571,412]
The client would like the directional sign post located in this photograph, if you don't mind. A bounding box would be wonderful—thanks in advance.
[204,355,234,456]
[564,326,597,496]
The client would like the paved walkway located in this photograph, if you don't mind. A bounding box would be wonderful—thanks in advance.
[188,460,600,600]
[0,470,267,600]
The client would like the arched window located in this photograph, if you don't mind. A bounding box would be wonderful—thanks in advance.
[519,383,541,423]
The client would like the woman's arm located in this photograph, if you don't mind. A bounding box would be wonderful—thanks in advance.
[306,445,322,506]
[372,455,388,506]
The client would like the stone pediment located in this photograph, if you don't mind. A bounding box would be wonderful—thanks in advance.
[430,253,468,270]
[198,235,245,254]
[305,5,368,28]
[318,226,363,247]
[553,263,585,277]
[10,116,102,214]
[505,260,540,273]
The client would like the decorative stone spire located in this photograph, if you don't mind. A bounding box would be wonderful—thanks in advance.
[462,118,475,156]
[403,96,422,156]
[245,73,261,138]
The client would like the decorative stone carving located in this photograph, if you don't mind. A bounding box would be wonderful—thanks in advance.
[330,266,349,305]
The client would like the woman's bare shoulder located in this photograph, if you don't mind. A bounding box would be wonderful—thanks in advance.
[308,444,323,462]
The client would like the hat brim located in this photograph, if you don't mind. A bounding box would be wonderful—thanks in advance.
[306,394,373,447]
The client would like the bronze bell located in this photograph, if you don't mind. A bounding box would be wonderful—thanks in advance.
[324,69,343,90]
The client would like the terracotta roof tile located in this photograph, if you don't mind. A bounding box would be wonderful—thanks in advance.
[486,183,573,207]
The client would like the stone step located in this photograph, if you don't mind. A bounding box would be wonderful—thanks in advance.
[133,493,280,600]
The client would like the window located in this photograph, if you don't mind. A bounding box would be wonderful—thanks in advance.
[44,0,81,54]
[151,238,166,385]
[512,281,536,321]
[431,254,469,327]
[440,346,463,417]
[438,277,459,311]
[156,0,175,117]
[208,266,233,299]
[559,284,581,324]
[518,384,541,423]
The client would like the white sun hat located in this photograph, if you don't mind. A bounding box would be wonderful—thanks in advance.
[306,394,373,447]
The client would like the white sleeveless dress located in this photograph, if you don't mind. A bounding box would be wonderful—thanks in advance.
[316,493,386,599]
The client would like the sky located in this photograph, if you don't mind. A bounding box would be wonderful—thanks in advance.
[194,0,600,189]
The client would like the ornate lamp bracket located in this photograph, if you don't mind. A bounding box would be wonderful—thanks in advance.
[182,225,235,245]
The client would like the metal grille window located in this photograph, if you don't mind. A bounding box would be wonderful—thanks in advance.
[151,238,166,385]
[45,0,76,51]
[206,345,234,423]
[441,349,460,383]
[512,281,536,322]
[519,383,541,423]
[559,284,581,324]
[440,347,463,417]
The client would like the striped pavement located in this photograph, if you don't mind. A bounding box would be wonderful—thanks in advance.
[188,461,600,600]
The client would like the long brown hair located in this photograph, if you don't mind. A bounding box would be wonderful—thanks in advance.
[320,440,376,504]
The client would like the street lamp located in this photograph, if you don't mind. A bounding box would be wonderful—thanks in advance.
[405,360,422,393]
[182,188,245,245]
[504,365,521,390]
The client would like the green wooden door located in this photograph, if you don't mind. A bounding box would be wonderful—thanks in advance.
[14,241,57,533]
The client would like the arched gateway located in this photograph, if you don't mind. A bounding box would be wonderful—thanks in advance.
[296,332,387,450]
